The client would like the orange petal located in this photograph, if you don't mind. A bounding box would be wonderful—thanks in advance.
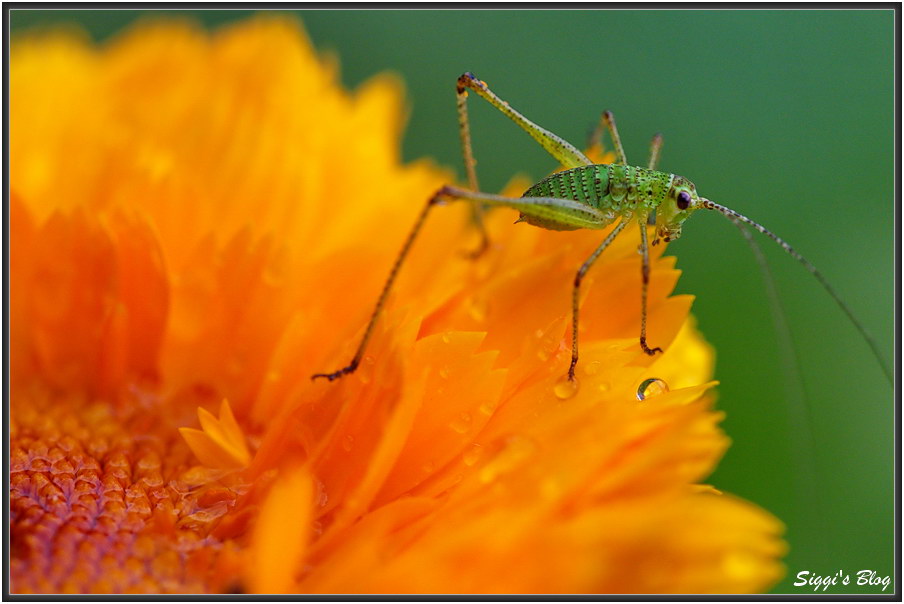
[248,466,314,594]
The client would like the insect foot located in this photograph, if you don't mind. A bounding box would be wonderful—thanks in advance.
[639,337,663,356]
[311,359,359,381]
[462,231,490,259]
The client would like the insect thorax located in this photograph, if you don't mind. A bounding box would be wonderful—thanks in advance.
[520,164,673,230]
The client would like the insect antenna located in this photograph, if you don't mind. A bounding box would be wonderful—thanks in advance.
[700,198,893,384]
[729,215,825,547]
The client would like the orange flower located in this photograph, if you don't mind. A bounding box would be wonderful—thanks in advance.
[10,16,786,594]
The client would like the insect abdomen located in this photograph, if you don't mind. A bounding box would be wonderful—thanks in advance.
[523,165,608,208]
[519,166,611,230]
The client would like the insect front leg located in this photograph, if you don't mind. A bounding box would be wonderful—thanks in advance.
[647,132,664,171]
[638,216,663,356]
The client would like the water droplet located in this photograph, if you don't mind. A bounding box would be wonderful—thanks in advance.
[537,348,550,362]
[598,382,611,393]
[422,461,436,473]
[438,366,450,379]
[583,360,602,376]
[478,400,498,416]
[364,355,375,366]
[534,329,545,339]
[466,297,488,321]
[553,376,579,400]
[463,443,483,466]
[449,412,473,434]
[341,435,354,452]
[637,378,669,401]
[441,332,452,344]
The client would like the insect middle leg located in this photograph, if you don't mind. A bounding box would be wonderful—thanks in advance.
[647,133,664,227]
[588,110,628,165]
[569,220,630,380]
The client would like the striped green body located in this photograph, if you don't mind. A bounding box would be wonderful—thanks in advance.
[521,164,673,231]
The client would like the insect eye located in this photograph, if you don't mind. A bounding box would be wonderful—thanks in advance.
[676,190,691,210]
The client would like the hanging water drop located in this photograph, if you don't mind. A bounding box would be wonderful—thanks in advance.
[637,377,669,401]
[553,376,579,400]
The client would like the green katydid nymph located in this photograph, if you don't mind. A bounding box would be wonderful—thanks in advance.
[313,72,891,385]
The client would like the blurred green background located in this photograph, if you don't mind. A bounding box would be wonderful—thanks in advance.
[10,9,895,594]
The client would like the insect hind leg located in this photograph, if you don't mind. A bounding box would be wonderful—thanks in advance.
[456,73,597,257]
[456,77,490,257]
[312,185,609,381]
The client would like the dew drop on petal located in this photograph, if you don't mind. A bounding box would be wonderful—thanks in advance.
[463,443,483,466]
[598,382,610,393]
[422,461,436,473]
[449,412,472,434]
[583,360,602,376]
[466,297,488,321]
[478,400,497,416]
[637,378,669,401]
[553,376,579,400]
[441,332,452,344]
[341,435,354,452]
[438,366,450,379]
